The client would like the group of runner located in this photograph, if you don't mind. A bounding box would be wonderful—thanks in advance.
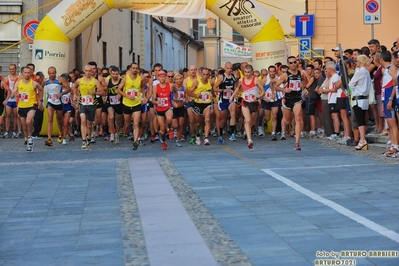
[1,37,399,156]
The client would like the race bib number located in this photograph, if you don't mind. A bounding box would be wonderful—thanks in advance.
[177,91,185,101]
[109,95,120,105]
[49,94,58,101]
[244,94,256,102]
[127,89,138,99]
[81,95,93,105]
[289,80,301,91]
[223,90,232,99]
[61,95,71,104]
[18,93,29,102]
[158,97,169,107]
[199,92,210,102]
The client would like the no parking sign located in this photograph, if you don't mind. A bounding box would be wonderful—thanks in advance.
[363,0,381,24]
[23,20,40,43]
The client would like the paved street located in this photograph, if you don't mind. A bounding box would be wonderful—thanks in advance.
[0,135,398,266]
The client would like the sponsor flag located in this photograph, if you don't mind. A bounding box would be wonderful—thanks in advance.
[222,40,251,58]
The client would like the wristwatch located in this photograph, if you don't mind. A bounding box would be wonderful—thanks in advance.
[389,97,393,101]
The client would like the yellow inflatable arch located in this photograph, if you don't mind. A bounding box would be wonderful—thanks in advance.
[32,0,286,73]
[33,0,286,135]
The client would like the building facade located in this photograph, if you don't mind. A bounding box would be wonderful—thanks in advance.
[1,0,202,76]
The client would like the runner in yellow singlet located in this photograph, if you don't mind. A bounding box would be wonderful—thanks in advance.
[183,65,200,144]
[72,65,104,149]
[13,67,43,152]
[117,63,148,150]
[188,68,214,146]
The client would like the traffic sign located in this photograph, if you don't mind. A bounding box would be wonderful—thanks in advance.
[364,0,381,24]
[295,14,315,38]
[23,20,40,43]
[299,38,311,59]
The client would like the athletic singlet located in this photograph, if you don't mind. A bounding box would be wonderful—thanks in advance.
[218,73,236,103]
[107,78,121,105]
[285,70,302,99]
[186,75,200,102]
[46,79,62,105]
[0,77,4,102]
[241,77,258,102]
[122,74,141,107]
[382,65,393,101]
[17,79,37,108]
[93,74,102,100]
[6,75,18,102]
[155,82,172,112]
[79,77,97,105]
[263,75,279,102]
[172,85,185,102]
[396,69,399,104]
[61,82,72,106]
[194,79,212,104]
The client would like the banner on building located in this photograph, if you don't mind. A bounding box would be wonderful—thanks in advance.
[222,40,251,58]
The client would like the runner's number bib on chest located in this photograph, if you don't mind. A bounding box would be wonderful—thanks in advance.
[289,80,301,91]
[158,97,169,107]
[81,96,93,105]
[199,92,210,102]
[18,93,29,102]
[127,89,138,99]
[223,90,233,99]
[177,91,185,101]
[109,95,120,105]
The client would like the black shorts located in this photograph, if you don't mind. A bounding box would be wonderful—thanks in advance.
[282,97,302,110]
[242,101,259,113]
[123,104,141,115]
[155,108,173,117]
[329,103,338,113]
[96,96,103,109]
[305,97,317,116]
[79,104,96,122]
[47,102,63,111]
[0,103,4,115]
[18,106,36,118]
[336,97,347,110]
[173,106,185,118]
[237,97,243,108]
[192,103,211,115]
[261,99,280,110]
[108,104,123,115]
[70,106,76,118]
[102,103,108,113]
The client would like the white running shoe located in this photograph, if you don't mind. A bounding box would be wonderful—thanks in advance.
[327,134,338,140]
[195,136,201,146]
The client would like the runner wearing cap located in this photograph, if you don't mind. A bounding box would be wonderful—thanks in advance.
[151,70,173,150]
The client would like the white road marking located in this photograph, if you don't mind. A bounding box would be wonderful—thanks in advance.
[262,168,399,244]
[268,164,381,170]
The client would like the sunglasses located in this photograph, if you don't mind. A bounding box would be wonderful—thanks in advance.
[288,61,297,64]
[168,75,174,78]
[143,75,150,78]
